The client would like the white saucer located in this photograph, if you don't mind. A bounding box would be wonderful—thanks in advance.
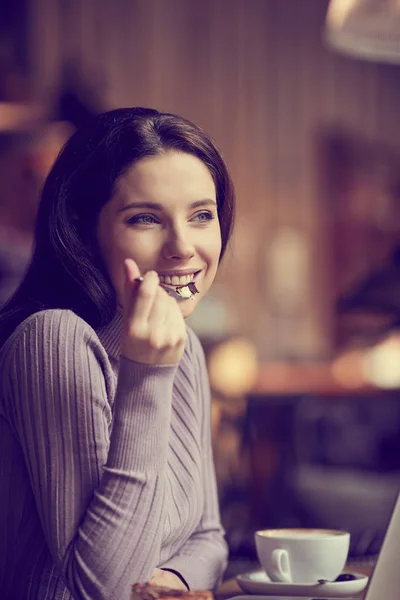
[236,569,369,597]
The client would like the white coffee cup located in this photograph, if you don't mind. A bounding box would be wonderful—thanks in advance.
[255,528,350,584]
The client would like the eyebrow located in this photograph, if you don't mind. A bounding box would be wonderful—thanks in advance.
[118,199,217,213]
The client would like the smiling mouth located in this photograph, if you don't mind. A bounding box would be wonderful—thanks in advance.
[158,271,199,286]
[158,271,201,301]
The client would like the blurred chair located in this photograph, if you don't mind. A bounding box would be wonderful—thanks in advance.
[290,393,400,558]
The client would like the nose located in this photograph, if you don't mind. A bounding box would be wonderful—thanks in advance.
[162,225,195,260]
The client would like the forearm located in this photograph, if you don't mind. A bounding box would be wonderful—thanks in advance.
[60,358,177,597]
[107,357,173,471]
[62,469,166,599]
[159,529,228,591]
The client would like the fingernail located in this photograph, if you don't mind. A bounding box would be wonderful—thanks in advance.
[134,277,144,283]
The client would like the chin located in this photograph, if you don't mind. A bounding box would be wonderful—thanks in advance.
[179,297,200,319]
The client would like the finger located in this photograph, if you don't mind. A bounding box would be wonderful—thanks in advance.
[158,295,187,347]
[169,297,188,345]
[147,287,170,344]
[127,270,160,326]
[123,258,142,306]
[124,258,141,283]
[146,292,183,352]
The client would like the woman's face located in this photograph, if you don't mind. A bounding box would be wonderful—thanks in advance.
[97,151,222,318]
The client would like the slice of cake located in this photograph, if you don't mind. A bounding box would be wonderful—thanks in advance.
[131,583,213,600]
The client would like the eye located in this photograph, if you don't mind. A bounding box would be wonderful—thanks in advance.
[127,213,159,225]
[192,210,214,223]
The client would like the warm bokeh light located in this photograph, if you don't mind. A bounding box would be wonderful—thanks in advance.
[325,0,400,63]
[364,334,400,389]
[331,348,366,389]
[0,102,43,131]
[207,337,258,398]
[326,0,355,28]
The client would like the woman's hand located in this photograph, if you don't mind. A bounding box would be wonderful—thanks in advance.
[120,259,187,365]
[150,568,188,590]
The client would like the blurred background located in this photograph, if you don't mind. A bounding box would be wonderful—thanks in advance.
[2,0,400,579]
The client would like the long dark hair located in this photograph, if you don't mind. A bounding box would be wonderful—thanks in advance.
[0,107,235,347]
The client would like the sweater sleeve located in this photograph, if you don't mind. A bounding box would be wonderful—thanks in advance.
[158,328,228,590]
[2,310,178,600]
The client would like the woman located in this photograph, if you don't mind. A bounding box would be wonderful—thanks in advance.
[0,107,235,600]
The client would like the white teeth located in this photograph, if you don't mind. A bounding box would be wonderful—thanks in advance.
[159,273,196,286]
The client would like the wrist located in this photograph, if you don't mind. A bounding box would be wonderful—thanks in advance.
[160,568,189,590]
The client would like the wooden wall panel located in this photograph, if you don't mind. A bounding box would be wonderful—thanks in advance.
[27,0,400,360]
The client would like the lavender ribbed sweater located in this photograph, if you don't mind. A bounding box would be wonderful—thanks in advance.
[0,309,228,600]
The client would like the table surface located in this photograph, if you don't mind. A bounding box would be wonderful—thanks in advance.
[215,562,374,599]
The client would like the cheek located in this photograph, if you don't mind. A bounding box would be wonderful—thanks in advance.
[116,237,158,276]
[103,233,157,293]
[179,295,203,318]
[206,230,222,267]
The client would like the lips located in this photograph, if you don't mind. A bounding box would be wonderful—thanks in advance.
[165,281,200,301]
[158,273,195,286]
[157,270,202,301]
[157,270,201,287]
